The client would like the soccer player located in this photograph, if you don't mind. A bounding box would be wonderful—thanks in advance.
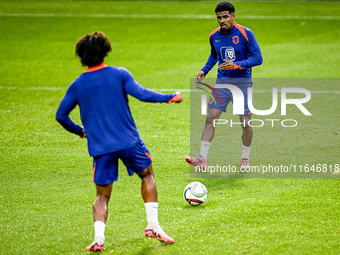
[56,31,182,251]
[185,1,262,169]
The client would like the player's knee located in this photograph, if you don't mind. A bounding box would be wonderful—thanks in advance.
[95,183,113,201]
[206,110,222,126]
[205,114,219,126]
[240,116,252,130]
[95,193,111,203]
[137,164,154,179]
[242,123,252,132]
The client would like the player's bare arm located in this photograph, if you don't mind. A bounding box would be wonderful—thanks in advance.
[218,60,234,70]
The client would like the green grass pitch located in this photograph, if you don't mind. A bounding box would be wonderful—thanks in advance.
[0,1,339,254]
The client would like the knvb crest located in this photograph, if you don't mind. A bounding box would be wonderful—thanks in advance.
[232,36,239,44]
[220,46,236,61]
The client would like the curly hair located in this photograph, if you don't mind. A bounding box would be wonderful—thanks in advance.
[75,31,112,67]
[215,1,235,14]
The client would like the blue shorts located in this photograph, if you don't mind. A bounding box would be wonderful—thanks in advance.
[208,86,251,115]
[92,141,152,185]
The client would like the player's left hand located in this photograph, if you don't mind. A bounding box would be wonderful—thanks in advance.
[168,92,183,104]
[218,60,234,70]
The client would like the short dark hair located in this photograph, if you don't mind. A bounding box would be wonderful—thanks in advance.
[215,1,235,14]
[75,31,112,67]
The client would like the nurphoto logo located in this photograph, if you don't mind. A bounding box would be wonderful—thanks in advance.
[198,82,312,128]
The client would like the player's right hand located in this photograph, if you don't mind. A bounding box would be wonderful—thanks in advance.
[219,60,234,70]
[79,127,86,139]
[196,71,205,82]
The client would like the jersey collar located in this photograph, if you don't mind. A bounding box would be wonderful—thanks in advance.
[85,62,108,73]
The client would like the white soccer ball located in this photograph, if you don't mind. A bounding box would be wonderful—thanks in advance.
[183,182,208,206]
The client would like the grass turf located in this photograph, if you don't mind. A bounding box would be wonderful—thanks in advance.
[0,1,339,254]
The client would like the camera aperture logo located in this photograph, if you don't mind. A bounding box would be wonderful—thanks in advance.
[196,81,222,106]
[197,82,312,128]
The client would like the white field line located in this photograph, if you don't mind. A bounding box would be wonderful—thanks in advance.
[0,13,339,20]
[0,86,339,94]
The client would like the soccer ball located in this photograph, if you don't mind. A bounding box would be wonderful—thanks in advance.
[183,182,208,206]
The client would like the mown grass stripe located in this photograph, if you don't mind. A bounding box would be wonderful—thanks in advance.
[1,13,340,20]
